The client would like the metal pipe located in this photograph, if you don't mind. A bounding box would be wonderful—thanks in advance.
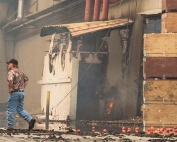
[45,91,50,130]
[4,0,24,28]
[93,0,101,21]
[84,0,92,21]
[102,0,109,20]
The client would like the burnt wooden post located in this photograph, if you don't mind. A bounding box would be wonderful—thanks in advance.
[45,91,50,130]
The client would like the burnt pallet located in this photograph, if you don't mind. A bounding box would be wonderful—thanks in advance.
[143,57,177,79]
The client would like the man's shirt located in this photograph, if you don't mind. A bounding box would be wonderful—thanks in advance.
[7,68,29,91]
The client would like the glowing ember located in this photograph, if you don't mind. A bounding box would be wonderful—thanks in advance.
[105,102,114,115]
[109,102,113,108]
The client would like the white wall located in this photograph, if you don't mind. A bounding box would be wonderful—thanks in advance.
[39,36,79,120]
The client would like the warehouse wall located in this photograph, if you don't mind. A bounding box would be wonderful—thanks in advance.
[3,0,85,114]
[0,1,12,103]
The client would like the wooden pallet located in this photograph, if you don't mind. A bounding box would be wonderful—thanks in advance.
[143,103,177,126]
[144,34,177,57]
[162,0,177,11]
[143,57,177,79]
[162,13,177,33]
[143,80,177,102]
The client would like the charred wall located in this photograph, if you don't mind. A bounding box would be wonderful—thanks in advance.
[104,0,162,119]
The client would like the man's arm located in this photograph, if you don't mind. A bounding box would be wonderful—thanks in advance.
[8,80,13,93]
[7,71,14,93]
[24,81,28,89]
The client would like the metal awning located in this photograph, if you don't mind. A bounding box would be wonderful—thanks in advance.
[40,18,133,37]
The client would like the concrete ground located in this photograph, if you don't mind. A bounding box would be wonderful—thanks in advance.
[0,131,177,142]
[0,133,156,142]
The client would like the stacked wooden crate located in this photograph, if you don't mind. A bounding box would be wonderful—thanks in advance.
[143,0,177,126]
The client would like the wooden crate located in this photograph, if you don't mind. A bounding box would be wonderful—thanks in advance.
[143,103,177,126]
[162,13,177,33]
[162,0,177,11]
[143,57,177,79]
[144,34,177,57]
[143,80,177,102]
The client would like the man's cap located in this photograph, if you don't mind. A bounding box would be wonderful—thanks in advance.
[6,59,18,65]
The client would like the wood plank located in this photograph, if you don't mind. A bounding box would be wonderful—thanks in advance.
[162,0,177,11]
[143,57,177,79]
[143,103,177,125]
[144,34,177,57]
[162,13,177,33]
[143,80,177,102]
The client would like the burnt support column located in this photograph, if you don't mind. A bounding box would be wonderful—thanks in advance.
[85,0,92,21]
[93,0,101,21]
[102,0,109,20]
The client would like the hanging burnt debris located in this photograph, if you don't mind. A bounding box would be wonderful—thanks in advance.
[71,30,109,64]
[48,33,70,74]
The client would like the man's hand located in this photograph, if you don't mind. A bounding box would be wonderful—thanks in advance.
[9,89,13,93]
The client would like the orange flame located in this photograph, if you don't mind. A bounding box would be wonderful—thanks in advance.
[109,102,114,109]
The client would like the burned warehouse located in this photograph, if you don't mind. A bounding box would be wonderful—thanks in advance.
[1,0,177,141]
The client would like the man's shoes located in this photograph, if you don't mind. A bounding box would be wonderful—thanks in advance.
[28,119,36,130]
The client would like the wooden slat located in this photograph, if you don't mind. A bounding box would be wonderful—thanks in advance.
[162,13,177,33]
[144,34,177,57]
[143,57,177,79]
[145,53,177,57]
[143,80,177,102]
[143,103,177,125]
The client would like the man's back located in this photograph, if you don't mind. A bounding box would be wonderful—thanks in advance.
[8,68,29,91]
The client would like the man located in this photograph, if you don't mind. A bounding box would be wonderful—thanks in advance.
[6,59,35,130]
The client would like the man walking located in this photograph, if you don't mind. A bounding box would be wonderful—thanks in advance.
[6,59,35,130]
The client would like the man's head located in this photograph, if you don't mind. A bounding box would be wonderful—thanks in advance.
[6,59,18,70]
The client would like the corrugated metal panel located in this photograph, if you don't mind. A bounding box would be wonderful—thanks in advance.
[25,0,81,20]
[40,18,133,37]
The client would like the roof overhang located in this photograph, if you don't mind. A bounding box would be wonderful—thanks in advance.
[138,9,162,15]
[40,18,133,37]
